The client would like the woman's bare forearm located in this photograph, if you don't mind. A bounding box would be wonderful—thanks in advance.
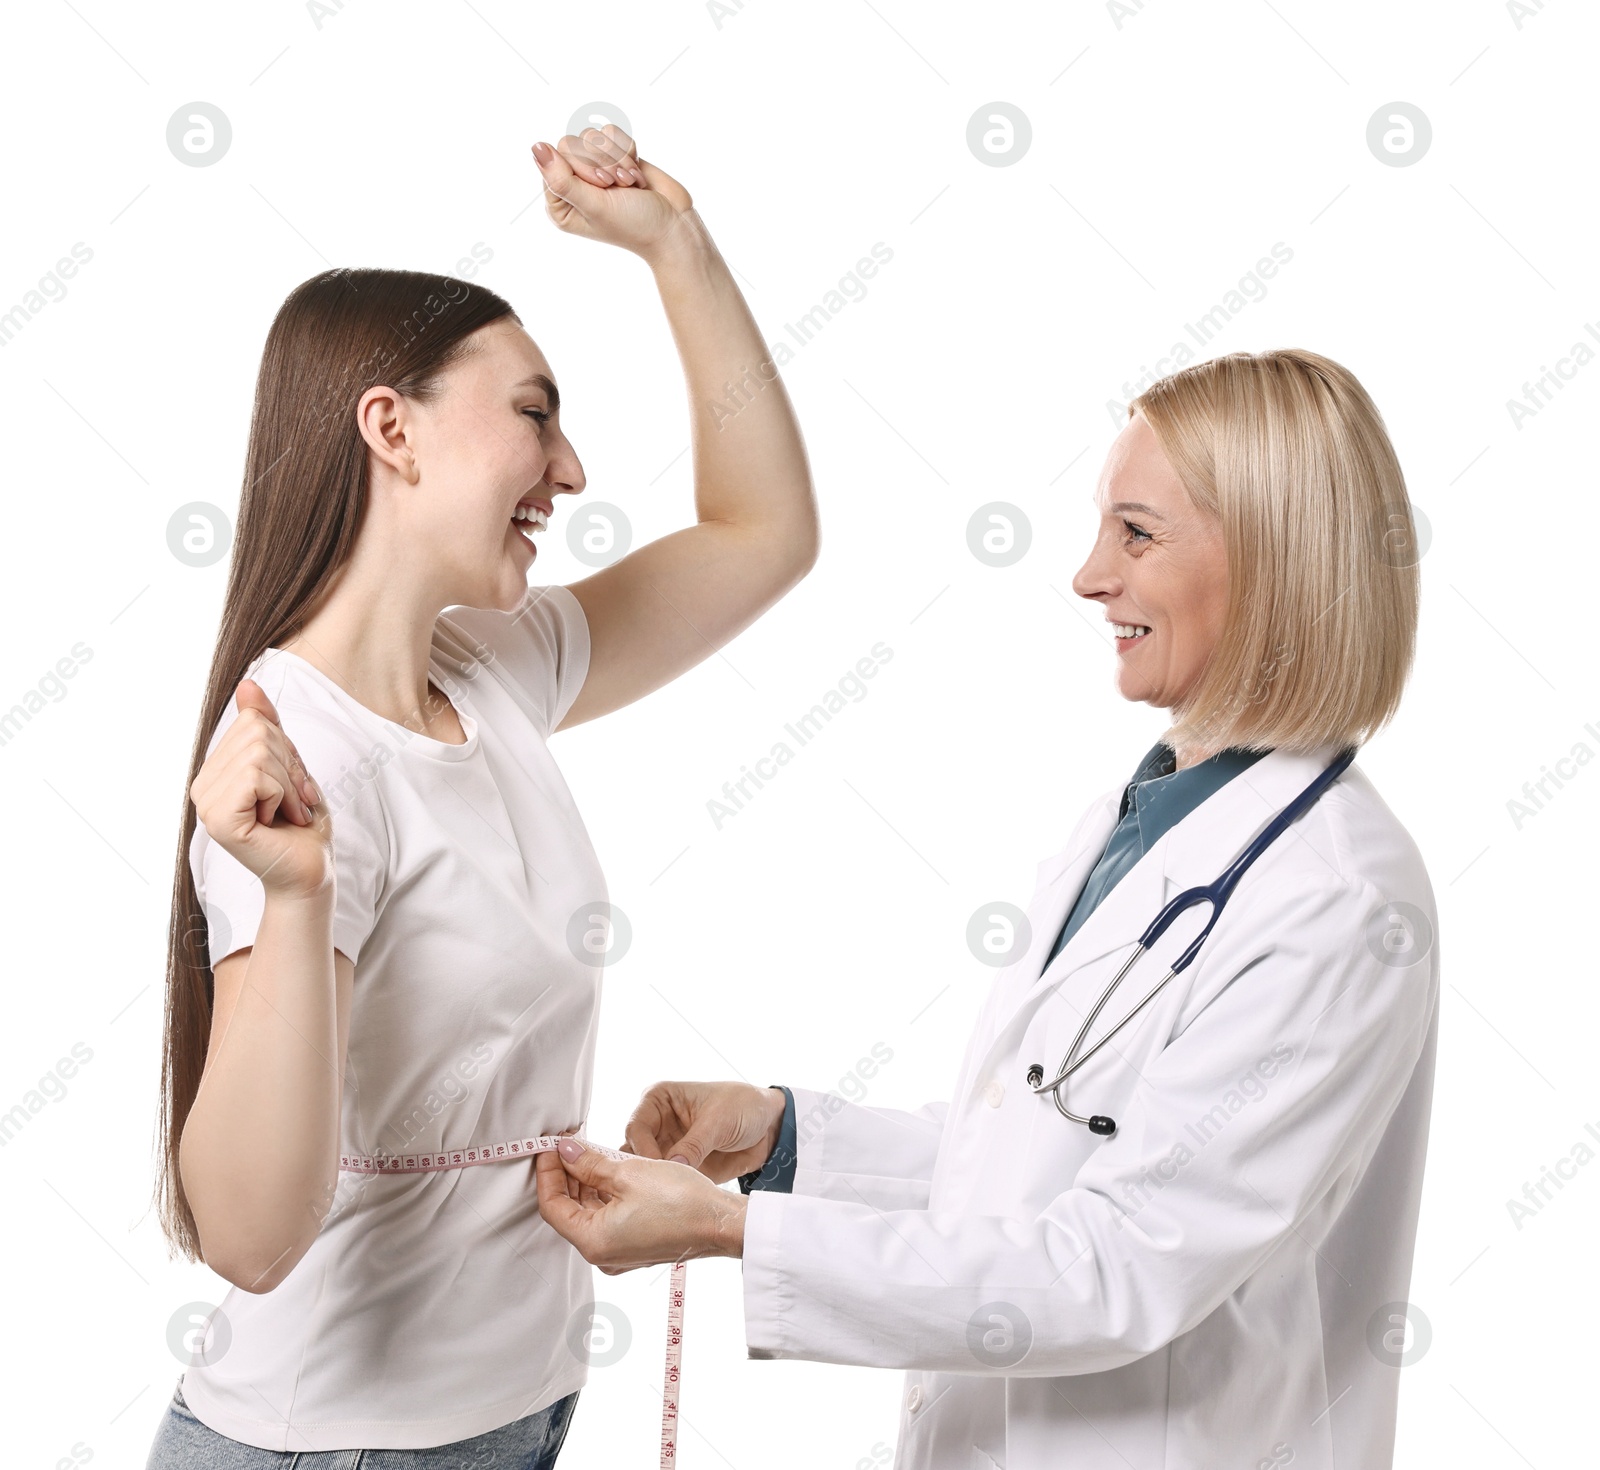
[179,889,344,1292]
[647,215,819,563]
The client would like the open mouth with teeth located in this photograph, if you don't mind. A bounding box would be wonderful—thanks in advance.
[510,500,551,549]
[1112,622,1152,650]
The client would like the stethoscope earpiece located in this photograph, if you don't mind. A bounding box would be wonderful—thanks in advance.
[1026,1058,1117,1133]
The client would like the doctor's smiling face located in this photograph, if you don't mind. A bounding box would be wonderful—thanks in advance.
[1073,411,1230,721]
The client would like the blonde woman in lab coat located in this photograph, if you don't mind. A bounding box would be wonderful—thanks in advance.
[537,348,1440,1470]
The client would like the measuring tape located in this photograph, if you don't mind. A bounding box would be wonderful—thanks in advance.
[339,1133,689,1468]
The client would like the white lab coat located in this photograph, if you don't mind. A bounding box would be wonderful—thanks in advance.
[741,743,1440,1470]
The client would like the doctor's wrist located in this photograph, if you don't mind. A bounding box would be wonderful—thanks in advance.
[761,1085,786,1155]
[739,1085,798,1195]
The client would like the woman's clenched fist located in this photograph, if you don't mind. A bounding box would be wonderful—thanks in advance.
[189,678,332,900]
[531,124,696,265]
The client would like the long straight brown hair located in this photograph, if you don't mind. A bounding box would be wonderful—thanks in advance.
[154,268,520,1262]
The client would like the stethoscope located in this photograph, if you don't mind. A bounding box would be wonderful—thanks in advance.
[1025,747,1358,1136]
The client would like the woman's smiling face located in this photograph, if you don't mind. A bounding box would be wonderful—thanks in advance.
[358,317,587,613]
[1072,411,1230,715]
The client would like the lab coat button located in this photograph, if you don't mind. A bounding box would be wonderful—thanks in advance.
[984,1078,1004,1108]
[906,1385,923,1412]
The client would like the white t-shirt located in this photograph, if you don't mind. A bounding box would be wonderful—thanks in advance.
[180,585,608,1452]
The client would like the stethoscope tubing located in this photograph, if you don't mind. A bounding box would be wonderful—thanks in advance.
[1029,747,1358,1131]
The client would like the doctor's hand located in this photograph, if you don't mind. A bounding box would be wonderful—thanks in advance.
[535,1140,745,1274]
[621,1081,786,1185]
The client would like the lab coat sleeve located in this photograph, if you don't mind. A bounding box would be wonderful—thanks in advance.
[785,1087,949,1211]
[741,873,1438,1374]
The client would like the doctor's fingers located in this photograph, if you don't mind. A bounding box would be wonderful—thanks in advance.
[622,1083,700,1158]
[535,1150,612,1219]
[535,1161,616,1269]
[533,1151,579,1222]
[625,1086,747,1167]
[620,1106,666,1160]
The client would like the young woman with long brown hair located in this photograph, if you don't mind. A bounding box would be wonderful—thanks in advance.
[145,126,817,1467]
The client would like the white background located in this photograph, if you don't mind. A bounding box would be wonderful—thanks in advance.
[1,1,1596,1466]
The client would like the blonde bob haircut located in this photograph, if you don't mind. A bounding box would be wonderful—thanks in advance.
[1128,348,1419,756]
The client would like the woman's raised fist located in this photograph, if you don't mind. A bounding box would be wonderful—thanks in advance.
[189,678,333,900]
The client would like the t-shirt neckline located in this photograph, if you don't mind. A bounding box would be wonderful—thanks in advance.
[257,646,481,762]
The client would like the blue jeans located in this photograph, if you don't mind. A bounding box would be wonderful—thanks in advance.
[144,1380,578,1469]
